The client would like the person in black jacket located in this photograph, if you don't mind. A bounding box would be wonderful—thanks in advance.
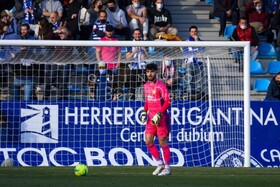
[62,0,81,40]
[272,7,280,46]
[148,0,177,40]
[265,72,280,100]
[214,0,239,36]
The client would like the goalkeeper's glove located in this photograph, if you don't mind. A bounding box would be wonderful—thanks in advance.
[140,110,147,124]
[152,113,162,126]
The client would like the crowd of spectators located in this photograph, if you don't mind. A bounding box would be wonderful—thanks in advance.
[0,0,186,102]
[0,0,280,104]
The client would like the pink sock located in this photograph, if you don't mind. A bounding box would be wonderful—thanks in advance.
[147,143,161,160]
[161,144,171,165]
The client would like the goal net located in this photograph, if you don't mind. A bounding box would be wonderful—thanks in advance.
[0,40,251,167]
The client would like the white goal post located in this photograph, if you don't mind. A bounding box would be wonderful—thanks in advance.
[0,40,251,167]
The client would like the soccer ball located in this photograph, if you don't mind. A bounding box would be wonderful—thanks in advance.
[74,163,88,176]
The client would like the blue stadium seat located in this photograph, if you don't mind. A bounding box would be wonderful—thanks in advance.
[258,42,277,59]
[205,0,213,5]
[267,61,280,74]
[224,25,236,39]
[250,60,266,74]
[253,79,270,92]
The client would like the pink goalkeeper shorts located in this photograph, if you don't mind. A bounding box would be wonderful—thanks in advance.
[145,115,170,138]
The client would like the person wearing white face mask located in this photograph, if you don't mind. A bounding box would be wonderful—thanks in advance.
[147,0,177,40]
[88,61,117,100]
[126,0,149,40]
[246,0,274,43]
[231,17,259,61]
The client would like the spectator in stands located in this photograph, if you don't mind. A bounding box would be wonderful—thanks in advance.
[148,0,177,40]
[0,21,19,61]
[12,23,36,100]
[62,0,81,40]
[81,0,104,41]
[50,11,63,31]
[96,24,122,98]
[106,0,131,40]
[42,0,63,21]
[96,24,121,74]
[1,10,17,35]
[268,0,279,16]
[246,0,274,43]
[0,21,18,96]
[187,25,202,42]
[231,17,259,61]
[52,26,74,99]
[36,16,56,99]
[272,3,280,46]
[265,72,280,100]
[88,0,105,25]
[161,56,177,93]
[184,25,205,95]
[14,0,42,35]
[38,16,55,39]
[214,0,239,37]
[92,10,110,40]
[238,0,251,17]
[121,0,153,11]
[85,10,109,71]
[126,0,149,40]
[125,28,149,99]
[0,23,11,121]
[88,61,117,100]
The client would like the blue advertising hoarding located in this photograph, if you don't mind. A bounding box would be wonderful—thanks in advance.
[0,101,279,167]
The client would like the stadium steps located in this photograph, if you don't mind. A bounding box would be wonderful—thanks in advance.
[165,0,228,41]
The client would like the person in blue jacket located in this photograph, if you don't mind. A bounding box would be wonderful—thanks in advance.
[88,61,118,100]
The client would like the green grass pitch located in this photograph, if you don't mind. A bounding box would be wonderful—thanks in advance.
[1,167,280,187]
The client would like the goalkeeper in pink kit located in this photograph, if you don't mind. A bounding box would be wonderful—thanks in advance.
[141,63,172,176]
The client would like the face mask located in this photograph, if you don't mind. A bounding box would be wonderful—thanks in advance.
[108,7,115,12]
[99,69,106,75]
[133,3,140,8]
[156,3,163,9]
[98,5,103,10]
[165,60,171,66]
[100,19,106,23]
[255,6,262,10]
[240,25,247,30]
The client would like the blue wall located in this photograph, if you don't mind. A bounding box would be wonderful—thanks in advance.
[0,101,279,167]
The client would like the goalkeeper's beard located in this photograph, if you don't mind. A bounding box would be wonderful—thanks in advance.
[147,75,156,82]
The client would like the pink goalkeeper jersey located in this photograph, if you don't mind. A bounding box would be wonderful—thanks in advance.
[143,79,171,117]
